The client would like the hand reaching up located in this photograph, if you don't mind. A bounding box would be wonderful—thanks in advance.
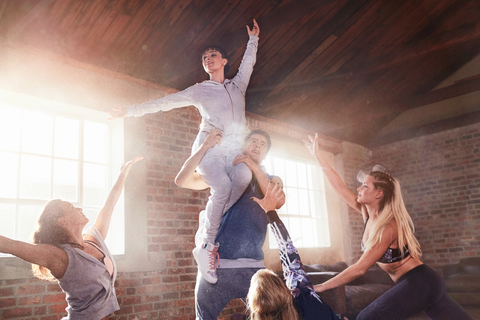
[247,19,260,37]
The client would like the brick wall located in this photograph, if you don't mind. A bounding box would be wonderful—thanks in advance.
[2,105,479,319]
[0,108,326,320]
[371,123,480,266]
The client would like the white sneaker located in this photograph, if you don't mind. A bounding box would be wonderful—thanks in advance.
[193,242,220,284]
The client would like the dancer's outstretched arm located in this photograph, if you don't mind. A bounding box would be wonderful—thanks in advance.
[94,156,143,240]
[0,236,67,279]
[314,224,397,292]
[175,128,222,190]
[305,133,362,215]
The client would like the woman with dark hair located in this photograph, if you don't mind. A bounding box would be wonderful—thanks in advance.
[305,133,472,320]
[0,156,143,320]
[109,20,260,284]
[249,182,340,320]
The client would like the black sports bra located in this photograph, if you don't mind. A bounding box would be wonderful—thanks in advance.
[361,217,410,264]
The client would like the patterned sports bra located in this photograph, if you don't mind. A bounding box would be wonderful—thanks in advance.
[361,217,410,264]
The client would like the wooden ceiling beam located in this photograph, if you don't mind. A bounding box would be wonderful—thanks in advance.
[336,20,480,78]
[393,74,480,112]
[367,110,480,147]
[318,75,480,145]
[267,34,338,98]
[7,0,55,39]
[248,0,370,111]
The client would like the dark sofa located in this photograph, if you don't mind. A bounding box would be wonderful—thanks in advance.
[435,257,480,308]
[305,262,395,319]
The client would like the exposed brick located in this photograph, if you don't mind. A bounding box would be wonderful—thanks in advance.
[2,307,33,319]
[0,298,16,308]
[17,285,45,295]
[0,287,15,297]
[3,107,480,320]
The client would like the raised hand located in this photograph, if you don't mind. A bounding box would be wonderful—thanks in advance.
[120,156,144,172]
[303,132,320,159]
[251,181,284,213]
[247,19,260,37]
[108,107,127,120]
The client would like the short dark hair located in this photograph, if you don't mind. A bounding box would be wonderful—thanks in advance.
[201,45,229,75]
[245,129,272,152]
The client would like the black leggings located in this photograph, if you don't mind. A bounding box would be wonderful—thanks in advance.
[357,264,472,320]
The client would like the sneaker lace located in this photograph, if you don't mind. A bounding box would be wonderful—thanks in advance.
[208,249,220,270]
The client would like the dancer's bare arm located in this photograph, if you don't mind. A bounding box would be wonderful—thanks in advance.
[305,133,362,213]
[94,156,144,239]
[175,129,222,190]
[314,224,397,292]
[0,236,68,279]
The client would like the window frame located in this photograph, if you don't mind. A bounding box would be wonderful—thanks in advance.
[261,136,348,268]
[264,152,331,249]
[0,91,160,279]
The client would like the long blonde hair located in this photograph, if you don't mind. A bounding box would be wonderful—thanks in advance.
[31,199,69,281]
[364,172,422,259]
[247,269,299,320]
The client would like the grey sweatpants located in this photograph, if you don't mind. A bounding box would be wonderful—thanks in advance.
[195,267,262,320]
[193,133,252,245]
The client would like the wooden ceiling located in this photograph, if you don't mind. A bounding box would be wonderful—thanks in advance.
[1,0,480,146]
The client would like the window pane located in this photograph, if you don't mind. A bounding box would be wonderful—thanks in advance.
[54,117,79,159]
[301,217,314,247]
[273,158,285,181]
[19,155,51,200]
[297,163,307,188]
[0,152,18,198]
[285,187,299,215]
[285,160,298,188]
[289,217,302,247]
[83,163,107,206]
[22,111,53,156]
[264,156,273,175]
[307,164,317,190]
[317,219,330,247]
[0,105,21,151]
[84,121,108,163]
[310,190,322,218]
[298,188,309,216]
[53,159,78,202]
[18,205,42,242]
[0,204,16,238]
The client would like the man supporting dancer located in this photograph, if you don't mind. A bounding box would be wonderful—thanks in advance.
[175,129,284,320]
[110,20,260,284]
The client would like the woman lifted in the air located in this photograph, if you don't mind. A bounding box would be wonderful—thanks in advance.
[109,20,260,284]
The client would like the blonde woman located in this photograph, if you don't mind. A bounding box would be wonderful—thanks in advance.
[0,157,142,320]
[305,133,471,320]
[248,269,300,320]
[249,182,340,320]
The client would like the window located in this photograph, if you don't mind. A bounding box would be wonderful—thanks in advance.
[0,94,124,256]
[264,153,330,248]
